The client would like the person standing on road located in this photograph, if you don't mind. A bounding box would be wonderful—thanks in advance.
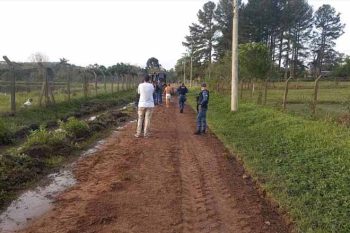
[177,83,188,113]
[195,83,209,135]
[135,75,155,138]
[164,84,173,108]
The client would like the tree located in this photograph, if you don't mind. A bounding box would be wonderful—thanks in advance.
[288,0,314,78]
[214,0,233,59]
[239,43,271,104]
[333,56,350,77]
[146,57,160,72]
[312,4,345,76]
[183,1,216,66]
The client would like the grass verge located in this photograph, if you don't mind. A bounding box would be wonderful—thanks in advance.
[188,91,350,233]
[0,92,134,209]
[0,90,135,144]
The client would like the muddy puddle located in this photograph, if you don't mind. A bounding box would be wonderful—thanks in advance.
[0,112,135,233]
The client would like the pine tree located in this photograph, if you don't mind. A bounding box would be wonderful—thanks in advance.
[183,1,216,65]
[312,4,345,76]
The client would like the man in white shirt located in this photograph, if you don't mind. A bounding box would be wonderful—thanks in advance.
[135,75,155,138]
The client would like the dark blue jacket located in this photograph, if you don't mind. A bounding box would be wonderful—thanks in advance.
[197,89,209,109]
[177,86,188,96]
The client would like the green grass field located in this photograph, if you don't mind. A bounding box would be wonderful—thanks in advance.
[238,81,350,119]
[188,91,350,233]
[0,82,134,113]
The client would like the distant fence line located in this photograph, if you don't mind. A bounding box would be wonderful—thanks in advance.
[0,56,142,114]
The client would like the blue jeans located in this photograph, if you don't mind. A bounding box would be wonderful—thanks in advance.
[179,95,186,110]
[157,90,163,104]
[153,92,158,105]
[196,107,207,132]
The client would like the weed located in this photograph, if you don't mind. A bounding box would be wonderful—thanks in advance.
[59,117,90,139]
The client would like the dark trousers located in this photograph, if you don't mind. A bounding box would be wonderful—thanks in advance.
[196,107,207,132]
[157,90,163,104]
[179,95,186,110]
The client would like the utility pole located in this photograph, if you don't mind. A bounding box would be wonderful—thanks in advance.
[231,0,239,111]
[190,56,193,87]
[183,59,186,84]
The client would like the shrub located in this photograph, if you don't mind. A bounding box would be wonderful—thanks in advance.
[20,127,69,157]
[0,119,13,145]
[59,117,90,139]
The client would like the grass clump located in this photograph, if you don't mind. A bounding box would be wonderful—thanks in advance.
[0,119,13,144]
[188,91,350,233]
[59,117,90,139]
[20,127,70,158]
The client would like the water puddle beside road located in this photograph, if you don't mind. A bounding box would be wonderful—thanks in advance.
[0,135,116,232]
[0,115,135,232]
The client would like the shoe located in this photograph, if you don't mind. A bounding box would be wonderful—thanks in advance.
[201,130,206,134]
[194,130,201,135]
[134,134,141,138]
[180,109,183,113]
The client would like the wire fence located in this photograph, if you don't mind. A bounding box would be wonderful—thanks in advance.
[0,57,141,114]
[238,80,350,118]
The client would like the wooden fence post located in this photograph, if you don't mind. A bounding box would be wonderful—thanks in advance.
[111,75,114,93]
[67,70,71,102]
[101,69,107,93]
[91,70,97,96]
[312,75,322,115]
[117,75,120,92]
[283,77,292,110]
[83,71,88,99]
[2,56,16,114]
[264,79,268,105]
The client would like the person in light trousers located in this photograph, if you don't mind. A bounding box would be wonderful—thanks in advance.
[135,75,155,138]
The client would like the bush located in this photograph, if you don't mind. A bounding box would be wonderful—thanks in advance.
[20,127,69,157]
[59,117,90,139]
[0,119,13,144]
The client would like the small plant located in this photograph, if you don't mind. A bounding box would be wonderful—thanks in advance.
[0,119,13,145]
[59,117,90,139]
[20,126,68,157]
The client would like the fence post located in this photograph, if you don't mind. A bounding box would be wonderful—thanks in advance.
[3,56,16,114]
[67,69,71,102]
[283,77,292,110]
[312,75,322,115]
[117,75,120,92]
[83,71,88,99]
[91,70,97,96]
[111,74,114,93]
[101,69,107,93]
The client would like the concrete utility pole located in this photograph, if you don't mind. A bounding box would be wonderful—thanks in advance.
[183,59,186,84]
[190,56,193,87]
[231,0,239,112]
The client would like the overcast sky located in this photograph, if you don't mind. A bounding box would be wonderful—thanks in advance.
[0,0,349,69]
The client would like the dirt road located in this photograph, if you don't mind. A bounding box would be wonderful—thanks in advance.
[18,101,291,233]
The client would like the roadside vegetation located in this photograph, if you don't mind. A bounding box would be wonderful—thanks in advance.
[0,90,134,145]
[189,92,350,233]
[0,91,134,209]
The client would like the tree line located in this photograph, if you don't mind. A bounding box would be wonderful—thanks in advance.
[176,0,346,86]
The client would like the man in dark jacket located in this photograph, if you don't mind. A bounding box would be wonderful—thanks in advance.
[177,83,188,113]
[195,83,209,135]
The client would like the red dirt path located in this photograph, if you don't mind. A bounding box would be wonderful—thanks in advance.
[18,101,291,233]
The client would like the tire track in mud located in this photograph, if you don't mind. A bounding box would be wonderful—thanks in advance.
[17,100,291,233]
